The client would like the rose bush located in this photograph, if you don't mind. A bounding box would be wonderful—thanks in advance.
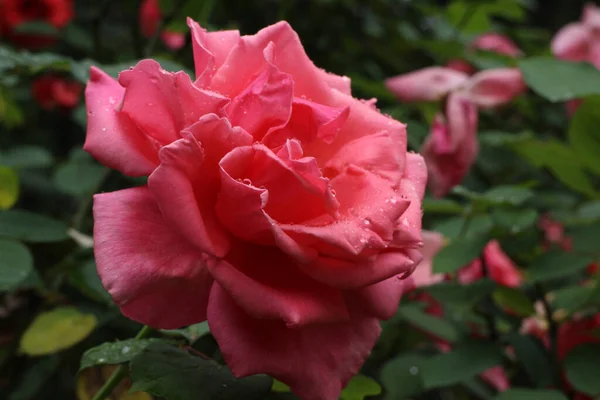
[85,18,427,400]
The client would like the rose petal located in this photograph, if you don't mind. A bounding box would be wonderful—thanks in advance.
[463,68,526,109]
[84,67,159,177]
[208,283,381,400]
[206,244,348,327]
[483,240,522,288]
[472,33,522,57]
[226,54,294,140]
[118,59,229,145]
[319,70,352,95]
[217,144,336,229]
[187,18,240,85]
[263,98,349,148]
[551,23,591,62]
[480,366,510,392]
[148,115,253,257]
[385,67,469,102]
[410,230,446,288]
[93,187,211,329]
[210,21,337,104]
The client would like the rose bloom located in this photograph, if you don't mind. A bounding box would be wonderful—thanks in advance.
[85,19,427,400]
[0,0,73,48]
[32,74,82,110]
[139,0,185,50]
[386,67,525,197]
[447,33,522,75]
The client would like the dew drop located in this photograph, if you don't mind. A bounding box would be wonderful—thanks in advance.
[98,358,105,363]
[363,218,371,227]
[331,189,337,197]
[122,346,131,354]
[242,178,252,185]
[101,127,107,132]
[409,366,419,375]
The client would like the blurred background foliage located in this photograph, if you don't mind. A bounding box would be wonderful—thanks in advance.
[2,0,600,399]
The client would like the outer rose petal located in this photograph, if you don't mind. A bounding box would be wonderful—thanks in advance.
[118,59,229,145]
[210,21,337,104]
[462,68,526,109]
[319,70,352,95]
[84,67,159,177]
[206,244,348,327]
[447,59,476,75]
[410,230,445,288]
[93,187,211,329]
[472,33,522,57]
[551,23,591,61]
[385,67,469,103]
[583,2,600,28]
[208,283,381,400]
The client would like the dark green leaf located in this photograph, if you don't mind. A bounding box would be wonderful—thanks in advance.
[0,239,33,292]
[422,198,464,214]
[506,334,553,388]
[568,222,600,255]
[161,322,210,344]
[519,58,600,101]
[551,285,596,314]
[381,354,425,400]
[527,251,595,282]
[421,341,503,389]
[432,215,494,240]
[483,186,534,206]
[492,209,538,234]
[569,96,600,175]
[397,304,459,342]
[433,235,489,274]
[492,287,535,316]
[80,338,165,370]
[129,343,272,400]
[67,260,112,304]
[564,344,600,396]
[53,162,106,196]
[8,356,60,400]
[0,210,68,242]
[0,146,53,169]
[426,280,496,309]
[12,22,58,36]
[495,388,568,400]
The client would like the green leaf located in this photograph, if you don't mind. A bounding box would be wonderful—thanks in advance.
[129,343,272,400]
[422,198,464,214]
[0,210,68,242]
[271,380,291,392]
[0,239,33,292]
[512,139,598,197]
[421,341,503,389]
[432,215,494,239]
[340,375,381,400]
[492,287,535,316]
[397,304,459,342]
[564,344,600,396]
[492,208,538,234]
[526,251,595,282]
[67,260,112,304]
[0,146,53,169]
[518,58,600,101]
[505,334,553,388]
[568,222,600,255]
[551,285,596,314]
[495,388,568,400]
[53,162,105,196]
[0,166,19,210]
[381,354,425,400]
[80,339,165,370]
[161,321,210,344]
[20,307,98,356]
[483,185,534,206]
[426,279,496,309]
[569,96,600,175]
[433,235,489,274]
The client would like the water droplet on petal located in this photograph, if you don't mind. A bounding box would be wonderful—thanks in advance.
[363,219,371,227]
[242,178,252,185]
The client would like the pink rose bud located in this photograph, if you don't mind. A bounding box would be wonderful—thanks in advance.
[421,93,478,197]
[385,67,469,102]
[462,68,527,109]
[85,20,427,400]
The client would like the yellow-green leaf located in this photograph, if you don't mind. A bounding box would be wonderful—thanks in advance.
[341,375,382,400]
[0,166,18,210]
[20,307,97,356]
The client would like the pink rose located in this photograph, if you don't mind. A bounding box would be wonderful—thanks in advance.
[85,20,426,400]
[457,240,522,288]
[421,92,479,197]
[471,33,522,57]
[409,230,446,287]
[552,3,600,67]
[386,66,525,196]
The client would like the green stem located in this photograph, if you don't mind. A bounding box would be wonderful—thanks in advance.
[91,325,153,400]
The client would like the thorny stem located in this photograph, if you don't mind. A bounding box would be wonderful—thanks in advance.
[91,325,153,400]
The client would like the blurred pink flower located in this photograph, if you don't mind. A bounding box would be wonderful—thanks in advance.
[139,0,186,50]
[410,230,446,287]
[552,3,600,68]
[385,67,469,102]
[458,240,522,288]
[472,33,522,57]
